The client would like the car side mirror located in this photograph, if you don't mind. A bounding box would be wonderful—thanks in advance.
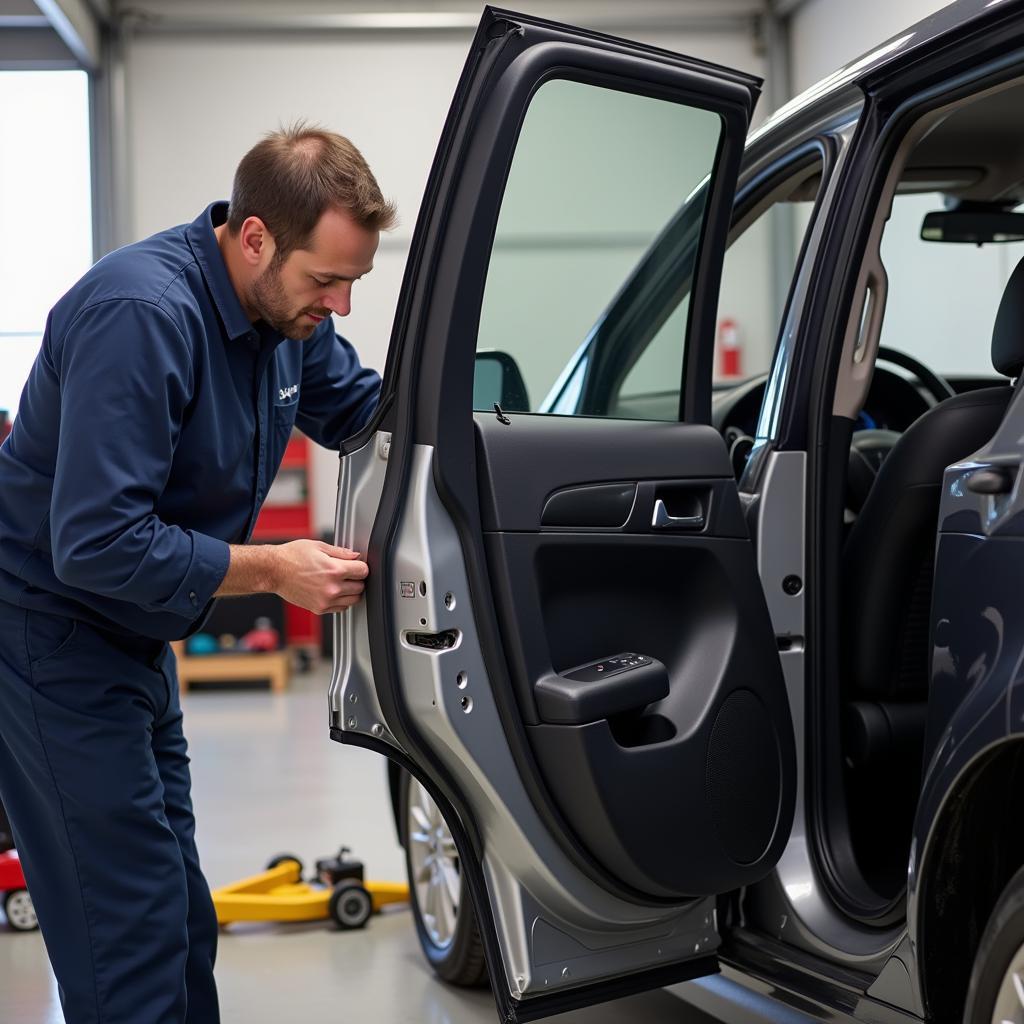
[473,350,530,412]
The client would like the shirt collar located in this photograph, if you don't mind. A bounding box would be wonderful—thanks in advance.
[187,202,255,342]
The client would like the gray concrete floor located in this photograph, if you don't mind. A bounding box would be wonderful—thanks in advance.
[0,660,714,1024]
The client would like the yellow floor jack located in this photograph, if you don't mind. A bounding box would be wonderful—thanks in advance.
[211,847,409,930]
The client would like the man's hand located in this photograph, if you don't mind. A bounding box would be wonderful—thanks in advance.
[271,540,369,614]
[215,540,369,613]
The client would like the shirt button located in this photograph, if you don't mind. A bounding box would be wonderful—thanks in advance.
[189,591,198,604]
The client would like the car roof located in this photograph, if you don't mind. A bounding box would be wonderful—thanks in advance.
[750,0,1021,149]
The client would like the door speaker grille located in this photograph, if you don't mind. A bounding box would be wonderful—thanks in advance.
[706,688,781,865]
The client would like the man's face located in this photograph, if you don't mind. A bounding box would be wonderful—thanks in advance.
[249,207,378,340]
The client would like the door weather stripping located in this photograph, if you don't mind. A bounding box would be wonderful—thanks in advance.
[387,444,718,1004]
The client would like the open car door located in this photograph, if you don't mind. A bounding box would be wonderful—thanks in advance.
[330,8,796,1021]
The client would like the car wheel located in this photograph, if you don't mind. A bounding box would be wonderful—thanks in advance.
[965,865,1024,1023]
[329,881,373,929]
[4,888,38,932]
[400,772,487,987]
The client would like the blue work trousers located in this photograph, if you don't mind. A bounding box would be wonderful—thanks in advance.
[0,601,219,1023]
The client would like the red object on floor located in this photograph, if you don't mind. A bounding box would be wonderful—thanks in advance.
[0,850,27,892]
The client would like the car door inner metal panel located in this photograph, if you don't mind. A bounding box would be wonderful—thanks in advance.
[329,431,397,749]
[384,442,721,1000]
[477,414,796,898]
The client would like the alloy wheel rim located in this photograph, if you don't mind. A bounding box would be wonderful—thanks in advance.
[992,943,1024,1024]
[6,891,37,930]
[407,778,460,949]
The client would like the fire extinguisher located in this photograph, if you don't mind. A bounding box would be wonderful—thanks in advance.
[717,317,742,378]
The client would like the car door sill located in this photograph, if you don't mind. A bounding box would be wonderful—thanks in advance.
[714,929,919,1022]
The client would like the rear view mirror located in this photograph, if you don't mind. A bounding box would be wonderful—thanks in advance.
[473,350,530,412]
[921,208,1024,245]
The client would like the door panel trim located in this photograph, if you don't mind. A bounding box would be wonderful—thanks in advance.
[475,415,734,532]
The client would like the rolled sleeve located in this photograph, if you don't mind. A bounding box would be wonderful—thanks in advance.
[50,299,230,616]
[294,323,381,450]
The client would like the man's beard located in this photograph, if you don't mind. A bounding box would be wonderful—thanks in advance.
[250,260,326,340]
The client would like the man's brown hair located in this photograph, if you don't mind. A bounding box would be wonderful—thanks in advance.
[227,121,396,259]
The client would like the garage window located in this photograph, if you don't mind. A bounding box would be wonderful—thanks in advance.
[0,70,93,425]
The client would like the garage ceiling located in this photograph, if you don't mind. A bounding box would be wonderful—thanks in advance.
[110,0,769,34]
[0,0,105,68]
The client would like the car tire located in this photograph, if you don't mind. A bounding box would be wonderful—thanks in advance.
[329,881,373,929]
[965,864,1024,1024]
[4,888,38,932]
[400,771,487,988]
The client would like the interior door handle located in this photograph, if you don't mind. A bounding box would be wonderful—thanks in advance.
[652,499,704,530]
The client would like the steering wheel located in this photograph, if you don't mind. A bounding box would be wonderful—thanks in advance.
[875,346,955,404]
[847,347,954,513]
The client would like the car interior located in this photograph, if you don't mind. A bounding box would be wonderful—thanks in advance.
[813,77,1024,916]
[705,81,1024,920]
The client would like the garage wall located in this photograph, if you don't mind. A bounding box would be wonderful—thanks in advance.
[122,18,768,533]
[789,0,953,94]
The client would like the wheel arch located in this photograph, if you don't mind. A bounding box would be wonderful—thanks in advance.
[916,738,1024,1022]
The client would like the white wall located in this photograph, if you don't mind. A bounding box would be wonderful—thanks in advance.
[789,0,954,94]
[123,18,766,533]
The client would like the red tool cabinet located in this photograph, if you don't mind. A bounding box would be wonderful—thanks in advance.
[252,431,320,651]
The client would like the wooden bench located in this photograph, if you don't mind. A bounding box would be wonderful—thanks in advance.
[170,641,291,694]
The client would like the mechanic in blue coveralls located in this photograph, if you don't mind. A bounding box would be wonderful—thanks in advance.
[0,123,394,1023]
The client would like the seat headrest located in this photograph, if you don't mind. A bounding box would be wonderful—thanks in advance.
[992,253,1024,379]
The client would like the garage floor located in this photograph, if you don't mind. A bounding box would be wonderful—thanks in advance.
[0,660,716,1024]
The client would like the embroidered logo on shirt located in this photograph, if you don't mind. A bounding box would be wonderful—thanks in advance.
[278,384,299,403]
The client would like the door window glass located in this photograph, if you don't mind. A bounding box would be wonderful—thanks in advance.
[474,78,722,420]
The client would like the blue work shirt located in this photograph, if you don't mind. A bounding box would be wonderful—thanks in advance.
[0,202,380,640]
